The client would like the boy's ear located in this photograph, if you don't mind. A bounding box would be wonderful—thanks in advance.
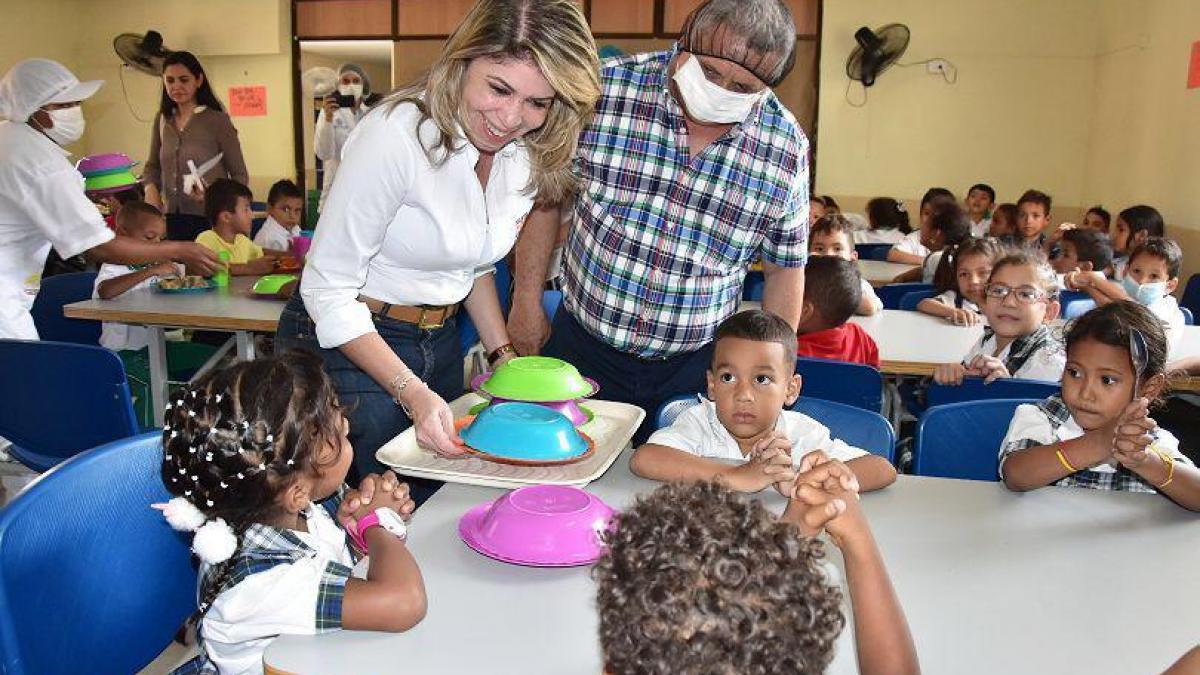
[1079,261,1094,272]
[1167,277,1179,294]
[784,373,802,406]
[850,249,859,261]
[799,300,817,327]
[705,369,715,400]
[1043,298,1061,323]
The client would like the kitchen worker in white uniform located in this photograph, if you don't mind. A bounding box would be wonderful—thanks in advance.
[0,58,218,339]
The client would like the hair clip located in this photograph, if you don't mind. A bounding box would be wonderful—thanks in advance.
[169,430,178,439]
[205,452,214,462]
[215,393,223,404]
[176,399,184,406]
[236,472,245,480]
[165,402,173,411]
[188,410,197,418]
[241,420,250,431]
[170,476,179,483]
[266,434,274,444]
[184,490,193,497]
[219,481,228,489]
[164,454,173,460]
[178,467,187,475]
[191,475,199,482]
[286,459,295,466]
[257,463,266,471]
[189,445,197,455]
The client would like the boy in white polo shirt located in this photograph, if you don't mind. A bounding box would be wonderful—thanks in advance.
[630,309,897,495]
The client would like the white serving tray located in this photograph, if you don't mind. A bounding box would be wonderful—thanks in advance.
[376,394,645,489]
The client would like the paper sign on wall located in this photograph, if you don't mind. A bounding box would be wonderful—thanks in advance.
[229,86,267,116]
[1189,41,1200,89]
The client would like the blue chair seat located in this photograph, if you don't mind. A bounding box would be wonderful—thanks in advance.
[1181,274,1200,318]
[877,283,933,310]
[0,340,140,472]
[913,399,1037,481]
[0,432,197,675]
[855,243,894,261]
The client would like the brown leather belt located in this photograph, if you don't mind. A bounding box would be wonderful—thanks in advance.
[358,296,458,329]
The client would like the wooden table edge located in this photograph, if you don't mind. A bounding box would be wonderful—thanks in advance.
[63,305,278,332]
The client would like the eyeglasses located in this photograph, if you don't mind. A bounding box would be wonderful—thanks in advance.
[984,283,1054,304]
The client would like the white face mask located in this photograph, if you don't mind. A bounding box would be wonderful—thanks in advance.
[1122,276,1168,306]
[671,54,767,124]
[38,106,86,146]
[338,83,363,100]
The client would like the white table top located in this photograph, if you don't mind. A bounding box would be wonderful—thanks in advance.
[858,259,918,286]
[264,454,1200,675]
[63,277,285,332]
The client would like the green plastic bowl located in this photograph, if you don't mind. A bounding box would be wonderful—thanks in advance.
[84,170,138,193]
[251,273,298,295]
[476,356,598,402]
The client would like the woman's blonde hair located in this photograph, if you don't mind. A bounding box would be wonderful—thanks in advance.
[383,0,599,203]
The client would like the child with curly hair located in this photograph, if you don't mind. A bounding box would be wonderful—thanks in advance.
[596,452,919,675]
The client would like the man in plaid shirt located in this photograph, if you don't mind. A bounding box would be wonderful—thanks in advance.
[509,0,809,441]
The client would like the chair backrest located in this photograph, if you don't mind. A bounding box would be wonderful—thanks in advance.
[796,357,884,412]
[742,270,765,301]
[542,290,563,320]
[0,432,197,675]
[1062,297,1096,320]
[0,340,139,472]
[926,377,1060,409]
[29,271,100,345]
[855,243,893,261]
[653,394,894,462]
[1181,274,1200,317]
[1181,306,1194,326]
[898,289,937,311]
[913,399,1035,481]
[876,283,933,310]
[791,397,895,462]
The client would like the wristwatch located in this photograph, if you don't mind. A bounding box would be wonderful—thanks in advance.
[348,507,407,553]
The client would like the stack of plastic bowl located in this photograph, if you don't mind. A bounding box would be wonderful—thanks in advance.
[469,356,599,426]
[457,402,593,466]
[458,484,616,566]
[77,153,140,196]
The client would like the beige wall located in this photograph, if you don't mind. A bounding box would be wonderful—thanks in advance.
[1,0,294,200]
[1083,0,1200,282]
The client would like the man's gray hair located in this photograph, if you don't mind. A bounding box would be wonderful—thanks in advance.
[679,0,797,86]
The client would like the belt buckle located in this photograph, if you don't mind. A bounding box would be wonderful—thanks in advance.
[417,306,444,330]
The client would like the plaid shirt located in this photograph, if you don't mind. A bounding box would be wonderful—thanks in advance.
[172,497,354,675]
[562,47,810,359]
[999,394,1193,492]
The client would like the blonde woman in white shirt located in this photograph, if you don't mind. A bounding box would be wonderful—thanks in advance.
[275,0,600,497]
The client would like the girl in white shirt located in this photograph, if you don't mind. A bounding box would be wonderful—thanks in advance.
[855,196,911,245]
[887,187,954,265]
[917,236,1006,326]
[275,0,601,488]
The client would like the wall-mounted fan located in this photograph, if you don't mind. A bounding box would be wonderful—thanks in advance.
[113,30,172,76]
[846,24,910,87]
[302,67,339,98]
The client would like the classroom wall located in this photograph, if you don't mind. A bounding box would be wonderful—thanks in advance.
[0,0,295,200]
[815,0,1100,214]
[1083,0,1200,282]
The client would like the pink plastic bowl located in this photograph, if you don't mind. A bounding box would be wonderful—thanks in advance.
[76,152,137,176]
[458,484,616,567]
[469,397,593,426]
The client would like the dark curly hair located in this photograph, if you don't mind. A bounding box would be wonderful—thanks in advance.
[161,349,346,622]
[594,482,845,675]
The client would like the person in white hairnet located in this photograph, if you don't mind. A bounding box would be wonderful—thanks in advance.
[0,58,219,339]
[313,63,377,210]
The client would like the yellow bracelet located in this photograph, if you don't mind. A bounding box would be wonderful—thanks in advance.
[1153,447,1175,489]
[1055,446,1078,473]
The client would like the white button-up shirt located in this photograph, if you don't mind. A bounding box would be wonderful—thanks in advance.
[301,102,534,349]
[0,121,113,339]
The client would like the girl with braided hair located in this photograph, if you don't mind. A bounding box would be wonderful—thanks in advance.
[157,350,426,674]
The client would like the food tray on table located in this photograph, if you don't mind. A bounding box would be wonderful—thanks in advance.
[152,276,215,294]
[376,393,644,489]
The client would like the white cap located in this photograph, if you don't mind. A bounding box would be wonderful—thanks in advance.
[0,58,103,123]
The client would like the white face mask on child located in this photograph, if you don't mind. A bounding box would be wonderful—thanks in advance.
[1122,277,1168,306]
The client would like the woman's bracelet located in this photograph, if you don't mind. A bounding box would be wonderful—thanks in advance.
[389,370,419,410]
[487,343,518,367]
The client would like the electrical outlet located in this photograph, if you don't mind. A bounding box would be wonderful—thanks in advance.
[927,59,950,74]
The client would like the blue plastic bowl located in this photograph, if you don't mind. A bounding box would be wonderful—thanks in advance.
[460,402,589,462]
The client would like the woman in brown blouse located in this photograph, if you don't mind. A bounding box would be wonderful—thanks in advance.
[143,51,248,241]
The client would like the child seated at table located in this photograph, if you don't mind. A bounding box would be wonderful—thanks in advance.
[856,196,910,245]
[1081,205,1111,234]
[892,200,972,284]
[630,308,896,493]
[795,257,883,368]
[808,214,883,315]
[92,201,215,426]
[1066,237,1185,348]
[964,182,995,238]
[998,302,1200,510]
[933,250,1066,386]
[160,351,427,674]
[252,179,304,253]
[197,178,279,275]
[1002,189,1052,251]
[1110,204,1165,279]
[596,456,919,675]
[1052,228,1113,278]
[917,236,1007,326]
[888,187,955,265]
[988,202,1017,239]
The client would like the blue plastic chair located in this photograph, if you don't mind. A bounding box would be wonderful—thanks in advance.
[653,394,894,461]
[912,399,1036,481]
[743,270,765,301]
[542,289,563,320]
[29,271,100,345]
[855,243,893,261]
[926,378,1059,409]
[1181,307,1194,326]
[0,432,196,675]
[1062,298,1097,320]
[0,340,140,472]
[876,283,933,310]
[458,260,513,357]
[898,289,937,311]
[1181,274,1200,318]
[795,357,884,412]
